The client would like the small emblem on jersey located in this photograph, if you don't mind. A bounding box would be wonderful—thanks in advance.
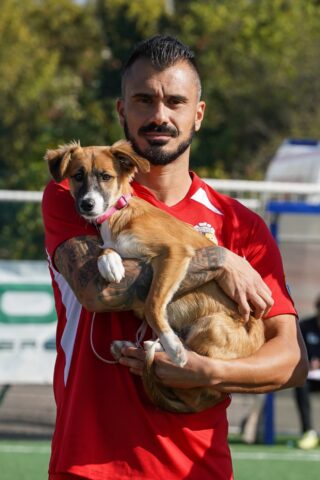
[194,222,218,244]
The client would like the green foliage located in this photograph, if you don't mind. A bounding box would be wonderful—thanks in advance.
[169,0,320,176]
[1,0,320,258]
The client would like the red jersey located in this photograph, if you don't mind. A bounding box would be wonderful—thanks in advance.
[42,172,296,480]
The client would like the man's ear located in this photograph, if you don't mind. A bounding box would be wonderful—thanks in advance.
[116,98,125,127]
[195,100,206,132]
[110,140,150,173]
[44,141,80,182]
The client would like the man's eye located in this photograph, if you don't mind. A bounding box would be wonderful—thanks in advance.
[168,98,184,106]
[138,96,152,104]
[101,173,112,181]
[73,172,84,182]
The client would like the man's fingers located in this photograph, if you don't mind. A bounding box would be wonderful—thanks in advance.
[118,356,143,376]
[237,299,251,322]
[249,298,265,319]
[237,284,274,320]
[251,285,274,317]
[118,346,145,376]
[256,280,273,305]
[216,249,276,319]
[121,345,145,360]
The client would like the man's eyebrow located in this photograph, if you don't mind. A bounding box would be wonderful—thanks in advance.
[169,94,188,103]
[132,93,153,99]
[132,93,188,102]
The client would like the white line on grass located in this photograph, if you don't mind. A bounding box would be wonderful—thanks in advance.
[1,444,319,462]
[0,444,50,454]
[232,451,320,462]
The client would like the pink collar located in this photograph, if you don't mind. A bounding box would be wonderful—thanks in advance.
[96,194,131,225]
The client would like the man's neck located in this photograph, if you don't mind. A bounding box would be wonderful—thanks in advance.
[134,156,192,206]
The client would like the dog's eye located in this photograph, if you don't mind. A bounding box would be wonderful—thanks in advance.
[73,171,84,182]
[101,173,112,181]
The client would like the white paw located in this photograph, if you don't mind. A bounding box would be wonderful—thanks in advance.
[143,340,164,352]
[159,331,187,367]
[110,340,135,360]
[97,252,125,283]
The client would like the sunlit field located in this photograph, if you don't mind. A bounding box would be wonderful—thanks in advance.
[1,438,320,480]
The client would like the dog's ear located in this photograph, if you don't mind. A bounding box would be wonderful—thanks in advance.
[110,140,150,174]
[44,141,81,182]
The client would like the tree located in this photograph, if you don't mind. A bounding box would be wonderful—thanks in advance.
[169,0,320,176]
[0,0,105,258]
[2,0,320,258]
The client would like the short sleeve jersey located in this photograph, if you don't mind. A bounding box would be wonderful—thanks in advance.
[42,172,296,480]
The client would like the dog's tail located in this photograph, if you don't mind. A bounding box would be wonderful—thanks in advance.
[142,341,196,413]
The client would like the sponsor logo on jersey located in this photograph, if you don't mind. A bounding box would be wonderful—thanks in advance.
[194,222,218,244]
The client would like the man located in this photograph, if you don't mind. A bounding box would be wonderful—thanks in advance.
[295,295,320,449]
[42,35,308,480]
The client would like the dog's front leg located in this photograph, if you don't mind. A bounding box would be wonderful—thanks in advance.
[98,248,125,283]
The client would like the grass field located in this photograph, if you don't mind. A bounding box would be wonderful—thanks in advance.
[1,438,320,479]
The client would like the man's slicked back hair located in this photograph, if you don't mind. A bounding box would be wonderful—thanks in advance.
[121,35,202,98]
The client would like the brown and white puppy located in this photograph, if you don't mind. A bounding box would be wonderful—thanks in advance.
[45,140,265,413]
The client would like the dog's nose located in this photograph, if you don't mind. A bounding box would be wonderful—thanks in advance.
[80,198,95,212]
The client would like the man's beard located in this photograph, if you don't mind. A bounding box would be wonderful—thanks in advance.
[123,121,195,166]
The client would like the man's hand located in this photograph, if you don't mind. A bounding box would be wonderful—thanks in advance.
[187,246,273,322]
[214,247,274,321]
[119,315,308,394]
[118,346,214,389]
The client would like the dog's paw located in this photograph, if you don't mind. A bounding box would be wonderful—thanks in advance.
[110,340,136,360]
[159,331,187,367]
[143,340,164,353]
[97,252,125,283]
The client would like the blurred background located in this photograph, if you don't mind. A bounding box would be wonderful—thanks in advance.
[0,1,320,478]
[1,0,320,260]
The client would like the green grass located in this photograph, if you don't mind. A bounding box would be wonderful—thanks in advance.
[230,442,320,480]
[0,438,319,479]
[0,440,50,480]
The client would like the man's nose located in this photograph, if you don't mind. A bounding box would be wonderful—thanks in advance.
[150,102,169,124]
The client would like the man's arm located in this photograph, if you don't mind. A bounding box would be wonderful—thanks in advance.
[119,314,309,392]
[54,235,150,312]
[54,236,273,319]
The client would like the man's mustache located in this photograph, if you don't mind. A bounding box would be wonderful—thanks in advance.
[139,123,179,137]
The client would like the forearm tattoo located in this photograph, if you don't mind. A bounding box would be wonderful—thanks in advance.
[54,236,153,311]
[54,238,226,312]
[179,246,226,294]
[55,237,100,292]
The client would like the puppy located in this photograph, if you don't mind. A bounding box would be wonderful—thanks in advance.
[45,140,265,413]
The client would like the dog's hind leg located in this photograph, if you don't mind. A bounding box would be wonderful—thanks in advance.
[144,250,193,367]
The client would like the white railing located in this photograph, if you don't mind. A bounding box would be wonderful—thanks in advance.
[203,179,320,213]
[0,190,43,202]
[1,180,320,219]
[2,180,320,206]
[204,179,320,195]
